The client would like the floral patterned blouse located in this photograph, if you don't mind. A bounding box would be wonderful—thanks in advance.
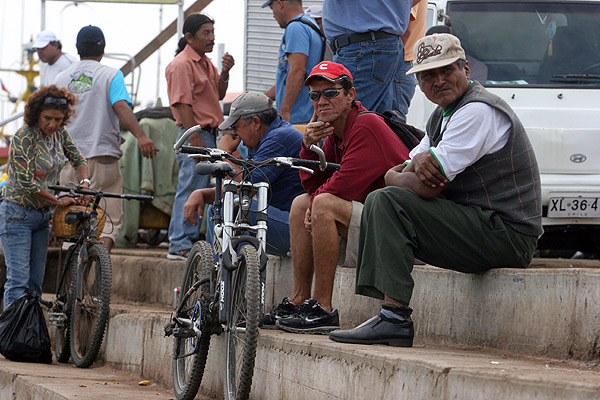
[2,123,86,209]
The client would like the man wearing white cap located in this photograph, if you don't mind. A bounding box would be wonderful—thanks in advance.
[304,5,333,61]
[32,31,77,87]
[329,34,542,347]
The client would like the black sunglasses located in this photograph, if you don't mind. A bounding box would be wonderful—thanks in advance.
[43,97,68,107]
[308,87,343,101]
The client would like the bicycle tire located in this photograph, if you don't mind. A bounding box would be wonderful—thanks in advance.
[54,244,77,363]
[69,243,112,368]
[173,241,215,400]
[225,244,261,400]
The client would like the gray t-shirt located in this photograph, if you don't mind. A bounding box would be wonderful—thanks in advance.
[41,53,77,87]
[54,60,123,159]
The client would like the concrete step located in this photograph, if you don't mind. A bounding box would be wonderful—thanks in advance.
[0,356,213,400]
[100,302,600,400]
[107,249,600,362]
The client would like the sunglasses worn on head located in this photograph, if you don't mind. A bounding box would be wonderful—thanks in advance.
[308,87,343,101]
[43,97,68,107]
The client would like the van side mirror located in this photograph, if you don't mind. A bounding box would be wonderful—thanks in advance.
[426,25,452,36]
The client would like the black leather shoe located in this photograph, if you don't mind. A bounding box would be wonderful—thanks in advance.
[329,313,414,347]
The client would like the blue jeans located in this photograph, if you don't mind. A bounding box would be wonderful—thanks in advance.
[206,199,291,257]
[168,128,217,254]
[334,36,414,119]
[0,201,51,310]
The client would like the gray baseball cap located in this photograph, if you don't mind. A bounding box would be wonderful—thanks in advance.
[261,0,276,8]
[219,91,275,130]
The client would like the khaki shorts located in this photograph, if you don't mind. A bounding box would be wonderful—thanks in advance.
[60,156,123,242]
[337,201,363,268]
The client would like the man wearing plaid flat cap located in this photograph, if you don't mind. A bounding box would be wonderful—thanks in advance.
[329,34,542,348]
[266,61,410,334]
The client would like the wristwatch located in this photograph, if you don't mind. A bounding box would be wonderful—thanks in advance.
[80,178,91,185]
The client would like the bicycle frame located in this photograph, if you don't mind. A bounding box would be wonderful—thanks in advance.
[212,167,269,325]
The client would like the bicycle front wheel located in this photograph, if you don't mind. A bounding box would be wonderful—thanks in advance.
[54,244,77,363]
[173,241,215,400]
[225,244,261,400]
[70,243,112,368]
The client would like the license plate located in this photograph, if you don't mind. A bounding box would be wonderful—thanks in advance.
[547,197,600,218]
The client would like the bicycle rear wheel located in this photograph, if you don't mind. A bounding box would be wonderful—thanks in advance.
[173,241,216,400]
[225,244,261,400]
[54,244,77,363]
[70,243,112,368]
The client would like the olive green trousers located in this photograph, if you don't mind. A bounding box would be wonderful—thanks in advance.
[355,187,538,305]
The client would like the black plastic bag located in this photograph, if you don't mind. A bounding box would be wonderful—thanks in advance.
[0,292,52,363]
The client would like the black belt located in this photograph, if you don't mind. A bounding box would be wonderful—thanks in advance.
[202,126,219,135]
[330,30,399,54]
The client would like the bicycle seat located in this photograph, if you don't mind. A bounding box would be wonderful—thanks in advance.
[194,161,236,177]
[65,210,88,225]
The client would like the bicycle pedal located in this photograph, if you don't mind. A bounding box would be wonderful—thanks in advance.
[163,322,175,337]
[173,327,196,338]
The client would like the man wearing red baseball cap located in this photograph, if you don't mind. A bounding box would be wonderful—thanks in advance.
[264,61,411,334]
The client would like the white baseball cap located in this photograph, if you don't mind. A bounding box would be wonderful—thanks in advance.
[33,31,58,49]
[305,5,323,19]
[407,33,466,75]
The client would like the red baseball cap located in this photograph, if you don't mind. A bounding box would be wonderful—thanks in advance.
[304,61,353,86]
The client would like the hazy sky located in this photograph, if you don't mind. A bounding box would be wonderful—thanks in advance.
[0,0,244,126]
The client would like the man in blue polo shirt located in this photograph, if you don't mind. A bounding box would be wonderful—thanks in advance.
[184,91,305,256]
[263,0,324,124]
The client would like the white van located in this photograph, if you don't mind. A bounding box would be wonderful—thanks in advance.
[407,0,600,253]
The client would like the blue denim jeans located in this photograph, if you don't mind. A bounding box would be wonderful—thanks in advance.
[168,128,217,254]
[206,199,291,257]
[0,201,51,310]
[334,36,414,119]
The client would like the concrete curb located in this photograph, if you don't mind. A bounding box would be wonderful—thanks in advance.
[106,252,600,361]
[101,303,600,400]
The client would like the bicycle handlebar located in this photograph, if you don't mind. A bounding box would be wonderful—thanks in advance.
[48,185,154,202]
[178,145,341,174]
[173,125,204,151]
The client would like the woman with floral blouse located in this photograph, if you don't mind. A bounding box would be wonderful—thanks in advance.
[1,85,89,310]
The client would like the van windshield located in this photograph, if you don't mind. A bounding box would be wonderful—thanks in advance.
[447,1,600,86]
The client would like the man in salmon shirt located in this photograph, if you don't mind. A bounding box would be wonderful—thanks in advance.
[263,61,410,334]
[165,13,235,260]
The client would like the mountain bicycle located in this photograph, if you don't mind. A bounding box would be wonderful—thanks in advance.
[47,184,153,368]
[164,126,340,400]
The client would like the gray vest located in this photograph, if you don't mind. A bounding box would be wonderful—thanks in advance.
[426,82,543,236]
[54,60,122,159]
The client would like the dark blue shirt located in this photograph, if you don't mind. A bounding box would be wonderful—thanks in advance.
[248,117,305,211]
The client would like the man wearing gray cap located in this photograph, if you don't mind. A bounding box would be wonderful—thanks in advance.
[183,91,304,257]
[32,31,77,86]
[329,33,542,347]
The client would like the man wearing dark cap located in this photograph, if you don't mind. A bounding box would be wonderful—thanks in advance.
[54,25,159,252]
[329,34,542,347]
[267,61,410,334]
[32,30,77,86]
[183,91,304,257]
[263,0,323,124]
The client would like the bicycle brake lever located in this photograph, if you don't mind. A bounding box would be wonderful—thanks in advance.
[187,154,211,160]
